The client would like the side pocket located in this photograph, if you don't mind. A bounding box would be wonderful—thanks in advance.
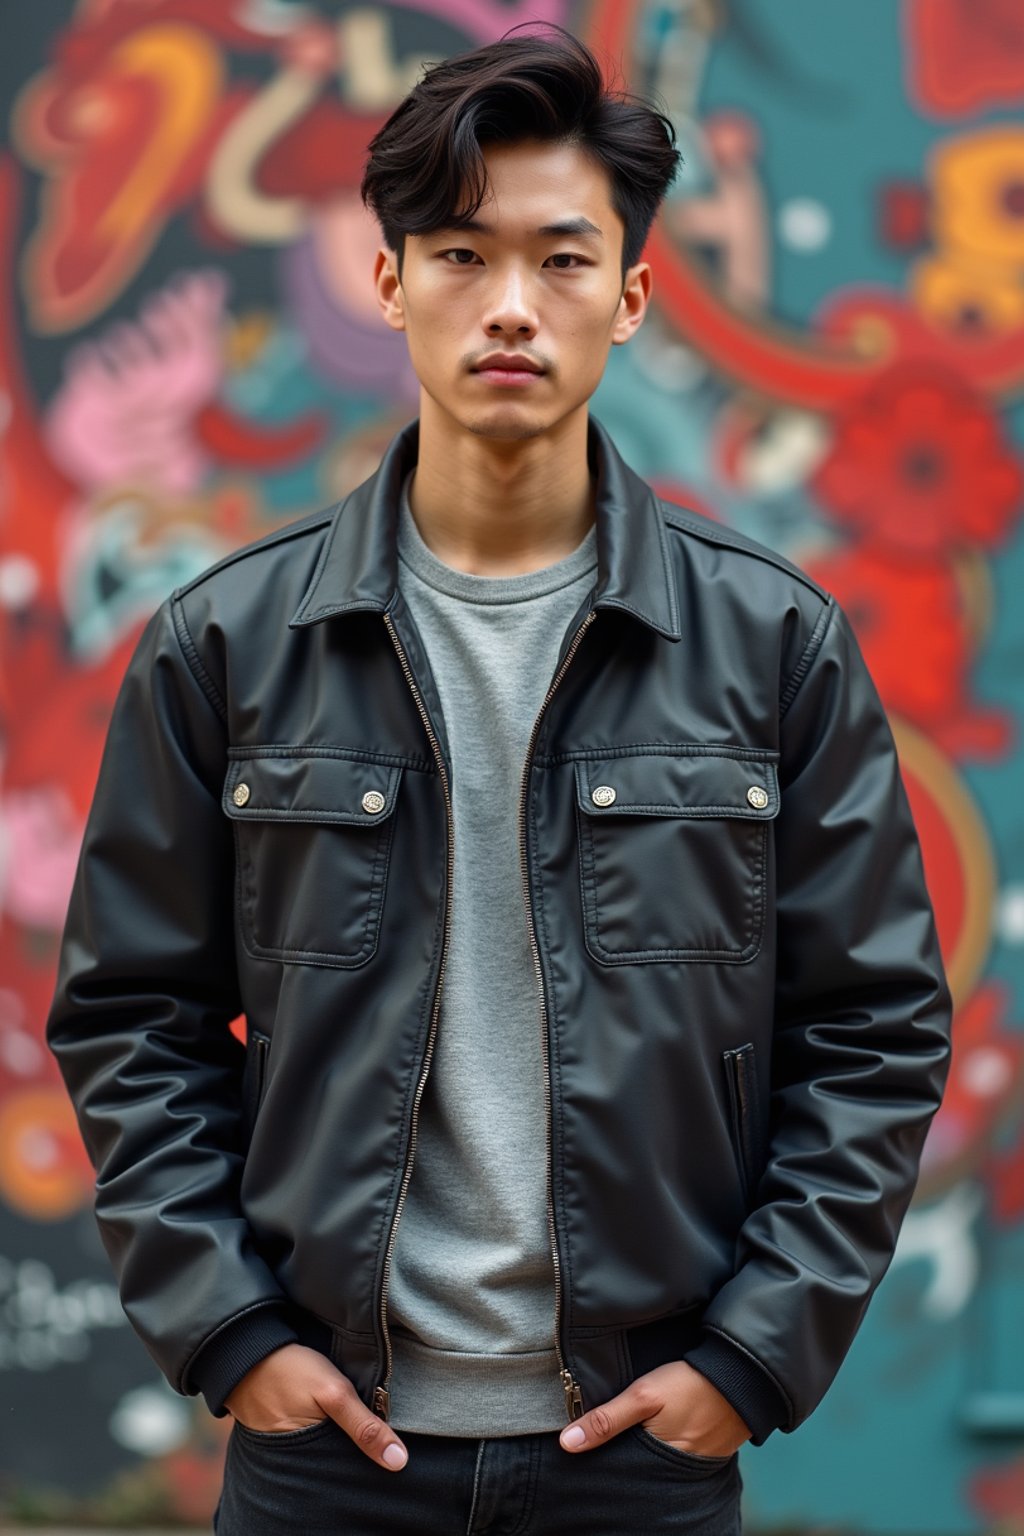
[243,1030,270,1140]
[722,1043,759,1206]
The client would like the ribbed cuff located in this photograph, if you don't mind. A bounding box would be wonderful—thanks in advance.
[681,1330,790,1446]
[187,1306,300,1417]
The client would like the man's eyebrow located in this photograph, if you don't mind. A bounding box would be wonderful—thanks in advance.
[435,216,604,241]
[538,217,604,240]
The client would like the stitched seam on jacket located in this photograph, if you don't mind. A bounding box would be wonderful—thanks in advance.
[574,753,779,820]
[229,809,395,824]
[582,804,771,819]
[226,744,435,773]
[292,493,352,620]
[779,596,835,721]
[302,601,388,620]
[595,595,675,632]
[172,510,337,598]
[223,760,401,826]
[652,491,682,632]
[577,805,765,962]
[235,812,392,965]
[661,506,830,600]
[571,1303,704,1336]
[542,742,781,766]
[171,594,227,723]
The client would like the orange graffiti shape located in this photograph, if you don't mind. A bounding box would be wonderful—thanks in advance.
[891,717,997,1010]
[14,24,225,333]
[0,1086,94,1222]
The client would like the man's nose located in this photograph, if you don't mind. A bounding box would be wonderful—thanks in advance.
[483,267,538,335]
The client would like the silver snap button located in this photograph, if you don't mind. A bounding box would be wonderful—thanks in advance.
[233,783,251,807]
[362,790,386,815]
[746,785,769,810]
[591,784,617,807]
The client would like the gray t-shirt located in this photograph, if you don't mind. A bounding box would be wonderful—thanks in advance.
[385,468,599,1435]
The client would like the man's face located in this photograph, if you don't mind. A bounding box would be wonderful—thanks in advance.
[373,137,651,440]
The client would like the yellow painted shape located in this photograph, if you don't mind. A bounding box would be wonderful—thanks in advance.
[97,23,223,242]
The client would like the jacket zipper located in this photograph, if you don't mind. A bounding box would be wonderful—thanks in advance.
[722,1043,756,1204]
[373,609,457,1420]
[372,602,596,1424]
[517,606,598,1422]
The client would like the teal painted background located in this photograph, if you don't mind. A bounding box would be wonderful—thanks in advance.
[1,1,1022,1529]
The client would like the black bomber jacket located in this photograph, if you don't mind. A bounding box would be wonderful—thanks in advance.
[46,412,953,1448]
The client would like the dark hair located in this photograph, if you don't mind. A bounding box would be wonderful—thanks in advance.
[360,23,682,284]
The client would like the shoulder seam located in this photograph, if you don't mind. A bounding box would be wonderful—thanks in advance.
[661,506,829,601]
[171,593,228,724]
[173,508,338,599]
[779,594,835,720]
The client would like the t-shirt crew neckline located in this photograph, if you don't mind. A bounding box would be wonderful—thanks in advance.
[397,467,598,603]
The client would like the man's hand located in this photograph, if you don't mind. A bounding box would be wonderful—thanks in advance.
[557,1361,751,1459]
[224,1344,409,1471]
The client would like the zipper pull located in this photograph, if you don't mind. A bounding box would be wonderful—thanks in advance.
[561,1368,584,1420]
[373,1384,391,1420]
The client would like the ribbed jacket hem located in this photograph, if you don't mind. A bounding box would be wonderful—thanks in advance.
[681,1330,790,1446]
[386,1335,568,1435]
[188,1307,300,1417]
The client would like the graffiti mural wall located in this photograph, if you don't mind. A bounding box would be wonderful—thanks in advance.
[1,1,1022,1529]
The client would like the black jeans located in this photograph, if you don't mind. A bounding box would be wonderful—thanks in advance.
[212,1416,743,1534]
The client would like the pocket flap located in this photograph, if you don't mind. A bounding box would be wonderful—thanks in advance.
[223,752,402,825]
[575,753,779,820]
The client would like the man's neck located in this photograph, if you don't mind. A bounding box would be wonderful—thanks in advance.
[406,397,596,577]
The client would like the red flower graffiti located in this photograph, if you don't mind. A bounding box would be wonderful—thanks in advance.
[906,0,1024,116]
[811,362,1023,554]
[803,543,1013,759]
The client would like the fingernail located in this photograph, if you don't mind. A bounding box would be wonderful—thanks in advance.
[383,1442,408,1469]
[561,1424,586,1448]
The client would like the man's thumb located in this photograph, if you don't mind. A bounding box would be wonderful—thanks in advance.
[559,1390,649,1454]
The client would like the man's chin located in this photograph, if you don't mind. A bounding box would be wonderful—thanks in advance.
[462,392,581,442]
[421,384,578,443]
[464,414,549,442]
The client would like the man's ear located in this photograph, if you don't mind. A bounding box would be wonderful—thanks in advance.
[374,247,405,333]
[611,261,652,346]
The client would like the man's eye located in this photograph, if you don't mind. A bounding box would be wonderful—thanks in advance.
[438,249,586,268]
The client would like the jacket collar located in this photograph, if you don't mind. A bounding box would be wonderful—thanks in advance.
[289,412,682,641]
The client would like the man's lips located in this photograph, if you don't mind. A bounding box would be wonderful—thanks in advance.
[473,355,545,373]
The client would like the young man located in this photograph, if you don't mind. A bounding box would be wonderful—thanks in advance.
[46,24,953,1535]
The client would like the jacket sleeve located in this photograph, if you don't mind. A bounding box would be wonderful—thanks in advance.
[682,594,953,1444]
[45,591,299,1414]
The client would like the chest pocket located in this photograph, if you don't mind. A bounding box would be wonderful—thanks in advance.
[223,750,402,967]
[574,750,779,964]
